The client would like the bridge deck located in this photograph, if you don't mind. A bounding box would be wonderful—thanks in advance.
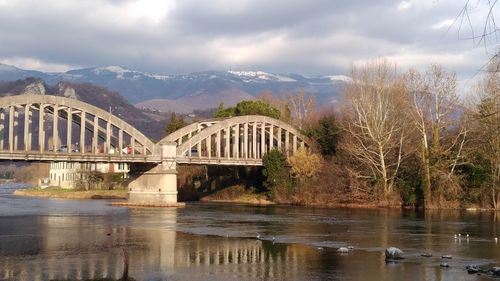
[0,151,160,163]
[0,151,263,166]
[176,157,262,166]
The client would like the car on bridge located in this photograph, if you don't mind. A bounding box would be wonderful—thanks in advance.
[56,145,68,152]
[122,145,132,154]
[56,145,79,153]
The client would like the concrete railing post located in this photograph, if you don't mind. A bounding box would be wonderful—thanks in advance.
[0,109,4,150]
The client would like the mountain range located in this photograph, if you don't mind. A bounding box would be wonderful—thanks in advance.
[0,63,349,113]
[0,78,167,140]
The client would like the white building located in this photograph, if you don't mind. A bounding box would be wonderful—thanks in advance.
[49,161,130,189]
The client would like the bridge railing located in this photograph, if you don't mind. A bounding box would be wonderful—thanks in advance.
[173,115,308,165]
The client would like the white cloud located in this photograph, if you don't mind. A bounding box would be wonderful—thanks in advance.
[0,57,77,72]
[397,1,411,10]
[432,18,454,30]
[125,0,172,25]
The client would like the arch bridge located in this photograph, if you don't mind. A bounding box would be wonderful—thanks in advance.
[0,95,309,205]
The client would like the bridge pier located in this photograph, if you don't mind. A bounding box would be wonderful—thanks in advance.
[126,142,183,207]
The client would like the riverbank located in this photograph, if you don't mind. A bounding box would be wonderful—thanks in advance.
[13,187,128,199]
[201,195,275,205]
[200,185,274,205]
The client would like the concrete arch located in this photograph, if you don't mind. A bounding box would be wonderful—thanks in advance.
[0,94,155,156]
[175,115,308,165]
[161,119,221,145]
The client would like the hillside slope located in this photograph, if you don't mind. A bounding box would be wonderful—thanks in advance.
[0,78,167,140]
[0,63,349,112]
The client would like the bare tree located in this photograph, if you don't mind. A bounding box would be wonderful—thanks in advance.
[456,1,499,72]
[343,60,408,200]
[286,90,317,130]
[404,69,433,207]
[456,1,498,49]
[403,65,465,208]
[257,90,317,128]
[470,59,500,208]
[257,90,292,123]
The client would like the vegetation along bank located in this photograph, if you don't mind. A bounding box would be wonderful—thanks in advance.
[174,59,500,210]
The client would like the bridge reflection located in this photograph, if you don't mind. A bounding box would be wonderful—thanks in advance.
[0,210,317,281]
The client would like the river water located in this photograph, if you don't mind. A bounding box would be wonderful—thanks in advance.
[1,184,500,281]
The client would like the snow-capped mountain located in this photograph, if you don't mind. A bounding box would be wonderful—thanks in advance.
[227,70,298,82]
[0,63,349,112]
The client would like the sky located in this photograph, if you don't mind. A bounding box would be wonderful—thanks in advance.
[0,0,497,82]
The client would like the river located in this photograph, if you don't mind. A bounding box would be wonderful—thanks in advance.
[0,183,499,281]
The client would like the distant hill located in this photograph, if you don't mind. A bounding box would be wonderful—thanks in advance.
[0,63,350,113]
[0,78,167,140]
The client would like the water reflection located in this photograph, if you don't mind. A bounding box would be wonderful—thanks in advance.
[0,209,326,281]
[1,184,500,281]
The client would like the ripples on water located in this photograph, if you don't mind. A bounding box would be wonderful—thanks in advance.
[0,183,499,281]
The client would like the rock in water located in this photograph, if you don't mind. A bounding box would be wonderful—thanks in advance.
[441,255,452,259]
[421,253,432,257]
[337,247,349,253]
[466,264,480,274]
[491,267,500,276]
[440,262,449,268]
[385,247,404,260]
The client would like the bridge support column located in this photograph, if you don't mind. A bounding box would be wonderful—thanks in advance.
[126,142,182,206]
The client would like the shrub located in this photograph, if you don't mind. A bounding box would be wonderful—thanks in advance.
[262,149,293,200]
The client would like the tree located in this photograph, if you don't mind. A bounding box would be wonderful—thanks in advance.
[456,1,499,75]
[165,112,186,135]
[457,1,498,54]
[470,59,500,208]
[262,149,292,199]
[213,103,235,118]
[75,170,103,190]
[403,65,464,208]
[213,100,281,119]
[288,148,322,182]
[305,112,342,157]
[286,90,317,129]
[258,90,293,123]
[343,60,408,200]
[14,163,49,186]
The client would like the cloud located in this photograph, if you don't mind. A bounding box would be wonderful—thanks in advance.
[397,1,411,10]
[432,18,455,30]
[126,0,171,24]
[0,57,77,72]
[0,0,494,80]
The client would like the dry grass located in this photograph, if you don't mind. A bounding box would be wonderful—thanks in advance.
[201,185,273,205]
[14,163,50,185]
[14,187,127,199]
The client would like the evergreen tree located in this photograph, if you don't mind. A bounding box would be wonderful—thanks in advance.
[165,112,186,135]
[213,100,281,119]
[262,149,292,199]
[306,113,342,157]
